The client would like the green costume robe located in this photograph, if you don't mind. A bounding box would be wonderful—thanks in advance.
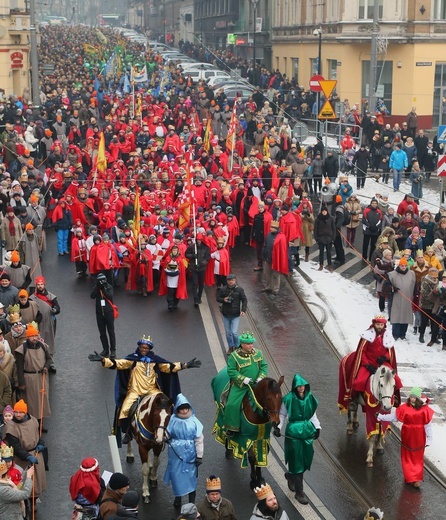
[224,347,268,431]
[282,374,319,474]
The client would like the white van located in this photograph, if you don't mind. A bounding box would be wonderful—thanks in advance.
[186,69,231,83]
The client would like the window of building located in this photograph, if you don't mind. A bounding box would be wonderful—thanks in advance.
[434,0,446,19]
[358,0,383,20]
[310,58,319,76]
[292,58,299,82]
[361,60,393,113]
[328,60,337,80]
[432,63,446,126]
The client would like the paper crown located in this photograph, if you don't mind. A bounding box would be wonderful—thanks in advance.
[372,314,387,324]
[254,483,274,501]
[270,220,280,228]
[206,476,221,492]
[8,304,21,324]
[415,249,424,258]
[364,507,384,520]
[425,245,434,252]
[0,444,13,460]
[137,335,154,348]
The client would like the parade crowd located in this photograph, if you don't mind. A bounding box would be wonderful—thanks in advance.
[0,21,440,519]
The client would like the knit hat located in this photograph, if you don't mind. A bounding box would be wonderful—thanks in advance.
[399,257,408,266]
[26,323,39,337]
[109,472,130,490]
[10,250,20,262]
[281,203,289,211]
[35,276,45,285]
[18,289,28,298]
[121,490,140,508]
[392,217,400,223]
[25,222,34,230]
[180,503,198,519]
[14,399,28,413]
[3,405,13,415]
[409,387,422,399]
[335,195,342,203]
[0,273,10,280]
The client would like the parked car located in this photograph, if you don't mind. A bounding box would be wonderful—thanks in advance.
[186,69,231,83]
[180,62,218,72]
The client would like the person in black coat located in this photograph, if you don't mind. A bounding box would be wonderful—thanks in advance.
[185,234,210,307]
[90,273,116,359]
[323,151,339,181]
[314,206,336,272]
[353,144,370,190]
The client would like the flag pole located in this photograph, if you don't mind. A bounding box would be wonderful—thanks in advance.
[190,175,198,268]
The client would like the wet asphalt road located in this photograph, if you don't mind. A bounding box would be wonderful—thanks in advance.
[36,231,446,520]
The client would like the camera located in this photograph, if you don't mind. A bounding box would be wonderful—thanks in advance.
[225,296,233,303]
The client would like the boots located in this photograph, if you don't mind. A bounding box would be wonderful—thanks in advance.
[110,349,116,360]
[318,265,323,271]
[294,473,309,505]
[413,327,418,334]
[99,349,109,357]
[173,496,181,508]
[188,491,196,504]
[121,419,131,444]
[305,253,309,262]
[294,255,300,267]
[419,334,425,344]
[284,472,295,492]
[327,265,334,273]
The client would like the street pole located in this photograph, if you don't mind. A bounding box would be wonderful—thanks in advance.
[250,0,259,68]
[29,0,40,109]
[315,27,322,139]
[368,0,379,115]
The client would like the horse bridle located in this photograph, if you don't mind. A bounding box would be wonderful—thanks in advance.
[375,370,394,404]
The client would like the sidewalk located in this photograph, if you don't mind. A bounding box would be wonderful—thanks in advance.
[291,258,446,481]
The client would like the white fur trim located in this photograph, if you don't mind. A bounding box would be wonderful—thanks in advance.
[360,327,395,349]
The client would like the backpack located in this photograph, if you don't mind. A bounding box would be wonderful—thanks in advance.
[342,207,351,226]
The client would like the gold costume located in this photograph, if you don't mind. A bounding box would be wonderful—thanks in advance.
[102,358,183,419]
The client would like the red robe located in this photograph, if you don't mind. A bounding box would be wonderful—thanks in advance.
[395,403,434,483]
[89,243,120,274]
[279,211,301,242]
[271,231,289,274]
[71,236,88,263]
[126,248,154,293]
[226,217,240,248]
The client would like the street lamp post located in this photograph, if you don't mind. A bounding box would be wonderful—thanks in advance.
[250,0,259,66]
[314,26,322,138]
[29,0,40,109]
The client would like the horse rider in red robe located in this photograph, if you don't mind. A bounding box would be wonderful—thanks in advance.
[339,314,402,411]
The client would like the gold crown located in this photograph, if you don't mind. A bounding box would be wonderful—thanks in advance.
[8,304,21,324]
[206,476,221,492]
[8,304,20,315]
[254,483,274,501]
[415,249,424,257]
[0,458,7,475]
[29,320,39,330]
[0,444,13,459]
[425,245,434,252]
[270,220,280,228]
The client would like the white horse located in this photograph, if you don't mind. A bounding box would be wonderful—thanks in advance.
[346,365,396,467]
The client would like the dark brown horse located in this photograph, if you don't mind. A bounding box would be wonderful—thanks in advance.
[126,392,173,503]
[212,373,284,489]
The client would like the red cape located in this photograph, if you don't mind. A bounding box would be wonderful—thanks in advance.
[158,255,188,299]
[89,243,120,274]
[126,249,154,292]
[271,232,289,274]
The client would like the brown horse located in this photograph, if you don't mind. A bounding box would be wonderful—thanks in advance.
[212,373,284,489]
[126,392,173,503]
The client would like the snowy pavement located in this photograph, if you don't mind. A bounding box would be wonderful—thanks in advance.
[292,171,446,480]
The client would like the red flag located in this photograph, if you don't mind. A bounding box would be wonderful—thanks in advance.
[178,166,192,231]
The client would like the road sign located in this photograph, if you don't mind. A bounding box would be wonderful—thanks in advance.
[319,79,337,99]
[438,154,446,176]
[309,74,324,92]
[438,125,446,144]
[318,100,337,119]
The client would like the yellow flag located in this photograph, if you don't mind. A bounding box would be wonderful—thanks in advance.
[97,132,107,174]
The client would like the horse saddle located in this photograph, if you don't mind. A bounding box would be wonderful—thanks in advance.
[128,398,141,424]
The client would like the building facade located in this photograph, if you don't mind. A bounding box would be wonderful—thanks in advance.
[0,2,31,99]
[272,0,446,129]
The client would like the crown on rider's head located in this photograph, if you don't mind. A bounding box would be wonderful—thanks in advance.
[254,483,274,501]
[137,335,154,348]
[239,331,256,344]
[206,475,221,492]
[372,314,387,324]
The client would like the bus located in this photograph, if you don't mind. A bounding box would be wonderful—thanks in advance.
[44,16,68,25]
[98,14,122,27]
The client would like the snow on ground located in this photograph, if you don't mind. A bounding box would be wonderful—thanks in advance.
[292,172,446,479]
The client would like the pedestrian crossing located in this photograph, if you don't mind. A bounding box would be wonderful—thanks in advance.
[304,246,374,284]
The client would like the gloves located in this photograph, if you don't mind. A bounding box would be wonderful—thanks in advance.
[88,351,105,362]
[376,356,389,365]
[27,455,38,464]
[365,364,377,374]
[255,378,262,383]
[35,445,45,453]
[195,457,202,467]
[243,377,252,385]
[186,358,202,369]
[273,427,281,438]
[313,429,321,440]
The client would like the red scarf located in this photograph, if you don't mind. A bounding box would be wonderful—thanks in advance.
[7,215,15,236]
[34,291,53,307]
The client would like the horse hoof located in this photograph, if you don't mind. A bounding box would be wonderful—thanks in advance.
[126,456,134,464]
[377,448,384,455]
[347,430,354,435]
[367,461,373,467]
[149,479,158,488]
[353,422,359,429]
[225,449,234,459]
[144,495,150,504]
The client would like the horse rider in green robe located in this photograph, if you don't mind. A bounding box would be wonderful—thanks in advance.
[224,332,268,436]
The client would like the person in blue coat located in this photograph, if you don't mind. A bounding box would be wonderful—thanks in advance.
[164,393,204,509]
